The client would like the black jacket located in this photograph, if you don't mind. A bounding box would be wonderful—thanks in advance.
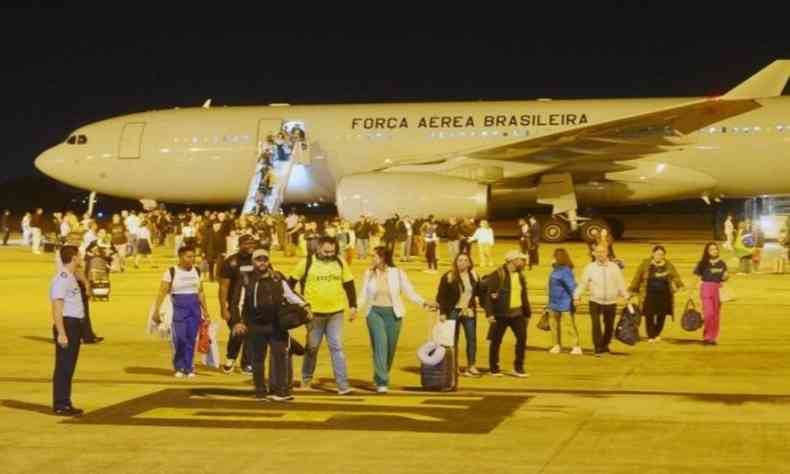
[483,266,531,319]
[230,269,286,327]
[436,270,481,317]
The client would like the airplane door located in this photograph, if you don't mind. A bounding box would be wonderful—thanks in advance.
[118,122,146,159]
[256,119,283,153]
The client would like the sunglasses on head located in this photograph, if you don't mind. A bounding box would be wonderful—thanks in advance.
[254,256,269,262]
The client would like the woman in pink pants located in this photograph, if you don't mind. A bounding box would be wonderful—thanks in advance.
[693,243,729,345]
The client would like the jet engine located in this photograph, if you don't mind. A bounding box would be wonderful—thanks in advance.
[336,173,489,220]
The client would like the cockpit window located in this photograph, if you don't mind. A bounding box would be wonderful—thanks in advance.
[77,135,87,144]
[67,135,76,145]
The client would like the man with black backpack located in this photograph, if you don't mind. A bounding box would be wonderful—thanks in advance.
[289,237,357,395]
[482,251,531,378]
[230,249,310,401]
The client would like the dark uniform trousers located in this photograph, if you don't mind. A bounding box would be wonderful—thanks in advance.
[246,325,291,396]
[53,318,82,409]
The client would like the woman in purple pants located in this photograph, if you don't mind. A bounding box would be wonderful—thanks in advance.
[693,243,729,345]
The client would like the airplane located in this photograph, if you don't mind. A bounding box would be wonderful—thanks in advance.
[35,60,790,242]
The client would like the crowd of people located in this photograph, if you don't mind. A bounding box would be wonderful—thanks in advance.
[7,203,786,414]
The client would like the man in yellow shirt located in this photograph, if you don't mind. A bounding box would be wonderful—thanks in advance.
[290,237,357,395]
[483,251,531,378]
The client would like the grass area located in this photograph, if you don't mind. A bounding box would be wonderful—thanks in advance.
[1,240,789,473]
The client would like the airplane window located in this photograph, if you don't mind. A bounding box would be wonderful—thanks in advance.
[67,135,76,145]
[77,135,87,144]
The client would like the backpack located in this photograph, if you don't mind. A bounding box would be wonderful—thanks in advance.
[478,267,505,311]
[168,266,201,293]
[299,253,344,293]
[615,303,640,346]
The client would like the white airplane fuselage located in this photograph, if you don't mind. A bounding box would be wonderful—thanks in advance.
[35,97,790,216]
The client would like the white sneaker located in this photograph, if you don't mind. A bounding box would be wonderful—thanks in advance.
[549,345,561,354]
[648,338,655,344]
[174,371,185,378]
[187,372,196,378]
[376,386,389,394]
[571,346,583,355]
[654,336,662,343]
[338,388,355,396]
[467,367,481,376]
[510,370,529,378]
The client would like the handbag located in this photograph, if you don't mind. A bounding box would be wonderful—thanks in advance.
[537,307,551,331]
[681,299,704,331]
[432,320,457,347]
[277,303,311,330]
[615,304,640,346]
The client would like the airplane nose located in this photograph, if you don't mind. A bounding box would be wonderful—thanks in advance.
[35,147,63,178]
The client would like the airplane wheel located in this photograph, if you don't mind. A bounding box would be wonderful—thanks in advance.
[542,217,570,243]
[580,219,611,243]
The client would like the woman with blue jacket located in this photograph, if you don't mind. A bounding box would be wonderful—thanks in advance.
[547,248,581,355]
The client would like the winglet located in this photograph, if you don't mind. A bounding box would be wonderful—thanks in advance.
[202,99,212,109]
[724,60,790,99]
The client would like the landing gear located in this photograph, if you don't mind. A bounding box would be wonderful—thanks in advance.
[542,216,571,243]
[579,218,611,243]
[535,173,626,243]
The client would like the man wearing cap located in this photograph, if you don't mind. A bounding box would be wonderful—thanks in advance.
[230,249,310,401]
[219,234,257,373]
[482,250,532,378]
[50,246,86,416]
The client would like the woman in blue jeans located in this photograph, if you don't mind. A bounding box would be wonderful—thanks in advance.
[359,246,436,393]
[436,253,482,378]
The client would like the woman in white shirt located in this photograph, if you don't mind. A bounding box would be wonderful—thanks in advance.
[358,246,436,393]
[135,222,154,269]
[469,220,495,268]
[153,245,210,377]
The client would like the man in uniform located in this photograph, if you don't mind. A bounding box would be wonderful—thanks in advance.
[50,246,86,416]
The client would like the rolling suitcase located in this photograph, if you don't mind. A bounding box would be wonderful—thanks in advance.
[420,345,455,391]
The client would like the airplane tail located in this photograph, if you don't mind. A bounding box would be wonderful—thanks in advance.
[724,60,790,99]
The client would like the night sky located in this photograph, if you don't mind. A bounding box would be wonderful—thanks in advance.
[2,16,788,182]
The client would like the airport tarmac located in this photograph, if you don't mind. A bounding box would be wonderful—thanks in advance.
[1,238,790,473]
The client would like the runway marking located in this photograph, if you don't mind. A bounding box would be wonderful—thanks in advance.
[65,388,531,433]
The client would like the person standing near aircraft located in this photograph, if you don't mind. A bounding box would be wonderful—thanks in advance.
[50,246,86,416]
[483,251,531,377]
[289,237,357,395]
[359,246,436,393]
[219,234,256,374]
[694,243,729,346]
[723,215,735,250]
[1,210,11,246]
[574,246,629,357]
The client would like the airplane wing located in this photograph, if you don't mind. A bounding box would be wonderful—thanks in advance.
[465,60,789,166]
[464,97,760,165]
